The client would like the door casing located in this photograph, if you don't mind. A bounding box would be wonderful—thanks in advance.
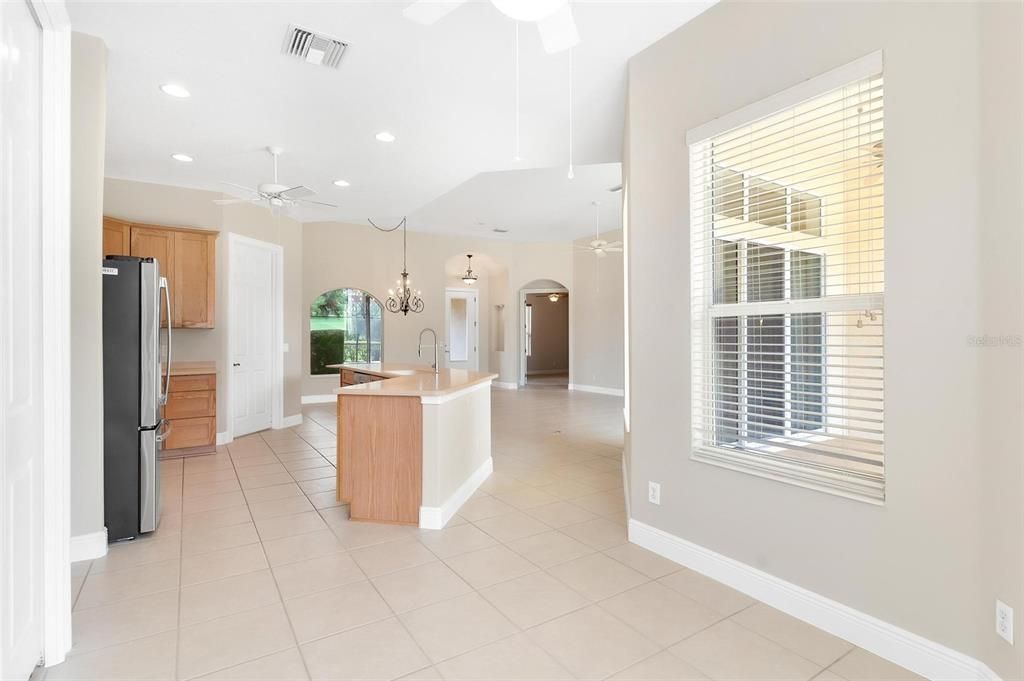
[444,288,479,371]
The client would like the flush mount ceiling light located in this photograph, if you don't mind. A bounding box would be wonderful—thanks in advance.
[369,216,423,315]
[171,153,193,163]
[160,83,190,98]
[548,293,562,303]
[333,179,350,187]
[375,131,396,143]
[461,254,478,285]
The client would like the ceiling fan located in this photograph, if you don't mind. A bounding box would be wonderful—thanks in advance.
[577,200,622,257]
[214,146,337,212]
[403,0,580,54]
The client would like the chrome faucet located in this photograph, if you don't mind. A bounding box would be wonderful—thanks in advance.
[418,328,439,373]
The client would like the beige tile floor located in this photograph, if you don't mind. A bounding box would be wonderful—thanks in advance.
[45,387,922,681]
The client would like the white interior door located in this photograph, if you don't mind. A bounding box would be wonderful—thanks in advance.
[231,238,274,436]
[0,1,45,677]
[444,289,478,371]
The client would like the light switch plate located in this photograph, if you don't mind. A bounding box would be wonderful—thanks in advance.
[648,481,661,505]
[282,343,290,352]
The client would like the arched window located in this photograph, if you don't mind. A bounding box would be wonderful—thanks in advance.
[310,288,383,374]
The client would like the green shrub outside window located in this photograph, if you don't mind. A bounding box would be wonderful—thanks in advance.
[310,288,383,374]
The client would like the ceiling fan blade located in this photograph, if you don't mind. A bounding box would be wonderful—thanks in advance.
[403,0,466,25]
[605,247,623,252]
[220,181,259,195]
[605,241,623,248]
[278,185,316,200]
[213,198,261,205]
[299,199,339,208]
[537,3,579,54]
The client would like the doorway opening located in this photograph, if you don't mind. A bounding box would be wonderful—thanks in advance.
[445,288,479,370]
[520,285,569,389]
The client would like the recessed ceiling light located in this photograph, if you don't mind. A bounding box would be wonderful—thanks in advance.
[375,131,396,143]
[160,83,190,98]
[171,153,193,163]
[333,179,350,187]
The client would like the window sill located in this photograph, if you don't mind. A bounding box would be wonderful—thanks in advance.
[692,445,884,505]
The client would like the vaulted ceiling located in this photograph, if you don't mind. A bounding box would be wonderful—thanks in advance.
[69,1,714,239]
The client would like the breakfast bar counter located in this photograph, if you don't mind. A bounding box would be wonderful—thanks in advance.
[331,363,497,528]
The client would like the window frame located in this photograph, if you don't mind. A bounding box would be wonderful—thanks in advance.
[689,52,885,504]
[308,288,384,375]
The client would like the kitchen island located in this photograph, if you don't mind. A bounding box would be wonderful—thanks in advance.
[329,362,497,528]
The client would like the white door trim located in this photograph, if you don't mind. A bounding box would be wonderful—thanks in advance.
[518,287,570,387]
[33,0,73,668]
[444,287,479,371]
[225,233,284,443]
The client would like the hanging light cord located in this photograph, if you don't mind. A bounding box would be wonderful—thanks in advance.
[368,216,408,270]
[567,47,574,179]
[514,22,521,161]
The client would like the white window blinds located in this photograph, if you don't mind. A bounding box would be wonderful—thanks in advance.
[689,54,885,502]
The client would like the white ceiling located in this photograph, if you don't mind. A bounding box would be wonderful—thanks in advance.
[412,162,622,241]
[69,0,713,239]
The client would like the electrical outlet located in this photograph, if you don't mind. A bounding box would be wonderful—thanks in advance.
[648,481,661,505]
[996,600,1014,644]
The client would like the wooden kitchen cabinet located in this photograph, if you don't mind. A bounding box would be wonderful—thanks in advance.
[161,363,217,457]
[172,230,216,328]
[114,217,218,329]
[102,217,131,257]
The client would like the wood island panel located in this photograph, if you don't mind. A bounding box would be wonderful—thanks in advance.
[339,395,422,524]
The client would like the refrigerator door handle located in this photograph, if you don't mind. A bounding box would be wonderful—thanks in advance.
[155,419,172,443]
[159,277,172,405]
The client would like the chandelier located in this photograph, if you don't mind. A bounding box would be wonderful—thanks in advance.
[369,217,424,315]
[461,254,478,285]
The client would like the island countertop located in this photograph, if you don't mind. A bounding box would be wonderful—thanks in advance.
[331,362,497,398]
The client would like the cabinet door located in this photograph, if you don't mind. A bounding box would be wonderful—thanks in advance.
[102,217,130,257]
[130,226,175,326]
[173,231,216,328]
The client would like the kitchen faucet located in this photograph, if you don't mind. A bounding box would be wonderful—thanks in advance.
[418,328,440,373]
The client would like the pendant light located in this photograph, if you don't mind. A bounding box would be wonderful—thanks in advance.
[461,254,479,285]
[368,217,424,315]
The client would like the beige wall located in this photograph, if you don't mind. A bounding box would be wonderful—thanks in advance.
[526,293,569,374]
[103,178,305,431]
[572,229,624,391]
[70,33,107,539]
[625,2,1022,678]
[302,221,574,395]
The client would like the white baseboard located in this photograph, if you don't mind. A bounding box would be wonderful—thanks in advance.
[301,394,336,405]
[492,381,518,390]
[419,457,493,530]
[70,529,107,562]
[569,383,625,397]
[216,431,231,446]
[628,519,1001,681]
[279,413,303,428]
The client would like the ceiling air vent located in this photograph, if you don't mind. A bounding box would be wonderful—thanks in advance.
[282,24,347,68]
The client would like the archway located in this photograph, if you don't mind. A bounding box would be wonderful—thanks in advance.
[519,278,570,388]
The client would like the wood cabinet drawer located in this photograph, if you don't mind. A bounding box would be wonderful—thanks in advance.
[168,374,216,393]
[341,370,356,386]
[165,390,215,419]
[163,416,215,450]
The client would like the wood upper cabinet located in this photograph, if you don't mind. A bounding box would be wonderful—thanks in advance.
[102,217,131,257]
[172,230,216,328]
[116,217,218,329]
[130,226,176,327]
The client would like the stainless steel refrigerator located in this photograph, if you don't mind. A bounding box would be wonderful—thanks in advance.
[102,256,172,542]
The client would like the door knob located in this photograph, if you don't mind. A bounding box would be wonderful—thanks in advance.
[233,363,241,367]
